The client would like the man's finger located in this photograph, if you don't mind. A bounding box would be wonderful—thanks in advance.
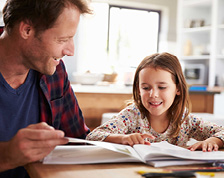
[20,128,65,141]
[27,122,55,130]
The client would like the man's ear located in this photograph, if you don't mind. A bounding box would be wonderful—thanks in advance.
[19,21,33,39]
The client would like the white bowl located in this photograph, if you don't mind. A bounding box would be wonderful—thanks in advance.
[72,72,104,85]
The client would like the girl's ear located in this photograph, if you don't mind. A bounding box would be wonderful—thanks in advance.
[176,85,181,96]
[138,87,141,96]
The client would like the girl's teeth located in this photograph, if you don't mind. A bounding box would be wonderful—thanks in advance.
[150,102,161,105]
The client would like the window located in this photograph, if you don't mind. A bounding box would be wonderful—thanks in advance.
[71,2,160,75]
[108,6,160,68]
[0,0,7,26]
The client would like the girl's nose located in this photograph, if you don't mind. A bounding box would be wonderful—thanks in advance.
[149,89,158,98]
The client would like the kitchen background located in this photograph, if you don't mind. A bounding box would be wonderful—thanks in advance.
[1,0,224,128]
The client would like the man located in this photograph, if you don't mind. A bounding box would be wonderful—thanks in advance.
[0,0,91,177]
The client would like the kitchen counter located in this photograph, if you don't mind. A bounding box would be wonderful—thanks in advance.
[72,84,222,94]
[71,84,222,130]
[71,84,132,94]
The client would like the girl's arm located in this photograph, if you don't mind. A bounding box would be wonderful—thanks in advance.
[86,104,145,142]
[187,113,224,151]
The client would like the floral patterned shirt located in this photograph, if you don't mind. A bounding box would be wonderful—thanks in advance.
[86,103,224,146]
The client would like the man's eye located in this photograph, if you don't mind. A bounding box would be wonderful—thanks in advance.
[59,40,68,43]
[58,38,69,43]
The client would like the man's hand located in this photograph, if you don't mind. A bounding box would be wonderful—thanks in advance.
[0,122,68,172]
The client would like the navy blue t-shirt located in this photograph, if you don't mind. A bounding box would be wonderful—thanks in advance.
[0,69,39,178]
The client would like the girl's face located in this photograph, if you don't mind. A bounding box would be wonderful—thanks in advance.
[139,67,180,120]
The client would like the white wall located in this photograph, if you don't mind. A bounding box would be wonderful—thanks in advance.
[0,0,6,26]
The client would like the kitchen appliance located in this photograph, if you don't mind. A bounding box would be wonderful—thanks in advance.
[183,64,206,85]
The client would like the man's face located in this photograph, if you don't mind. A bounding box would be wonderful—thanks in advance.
[23,6,80,75]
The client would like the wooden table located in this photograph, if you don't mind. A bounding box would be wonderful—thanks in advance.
[26,162,224,178]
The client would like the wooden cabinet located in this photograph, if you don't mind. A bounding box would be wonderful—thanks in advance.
[76,91,218,130]
[76,93,132,130]
[189,92,214,113]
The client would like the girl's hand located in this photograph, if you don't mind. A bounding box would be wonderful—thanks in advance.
[105,133,155,146]
[188,137,223,152]
[121,133,155,146]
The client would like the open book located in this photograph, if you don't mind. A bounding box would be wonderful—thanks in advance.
[43,138,224,167]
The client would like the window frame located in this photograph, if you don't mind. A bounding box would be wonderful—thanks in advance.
[107,5,161,53]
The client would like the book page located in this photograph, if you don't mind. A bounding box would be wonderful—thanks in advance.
[43,137,144,164]
[66,137,140,158]
[43,145,141,164]
[133,141,224,161]
[148,159,212,168]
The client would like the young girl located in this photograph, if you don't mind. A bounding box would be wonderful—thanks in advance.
[86,52,224,152]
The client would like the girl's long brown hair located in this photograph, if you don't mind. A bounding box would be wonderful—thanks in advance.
[133,52,191,138]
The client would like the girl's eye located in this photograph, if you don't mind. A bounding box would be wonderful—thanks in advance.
[142,87,150,90]
[159,87,166,90]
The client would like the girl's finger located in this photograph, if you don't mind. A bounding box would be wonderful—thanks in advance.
[202,142,207,152]
[207,143,213,152]
[213,144,219,151]
[144,141,151,145]
[141,133,155,140]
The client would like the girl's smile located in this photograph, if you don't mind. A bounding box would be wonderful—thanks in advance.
[149,101,162,107]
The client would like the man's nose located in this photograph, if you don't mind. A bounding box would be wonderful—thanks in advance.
[63,39,74,56]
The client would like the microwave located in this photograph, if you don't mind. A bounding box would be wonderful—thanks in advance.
[183,64,206,85]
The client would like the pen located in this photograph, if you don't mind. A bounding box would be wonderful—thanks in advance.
[195,172,215,177]
[137,170,171,175]
[212,162,224,168]
[141,169,223,178]
[137,167,224,175]
[142,171,195,177]
[142,171,216,178]
[169,167,224,173]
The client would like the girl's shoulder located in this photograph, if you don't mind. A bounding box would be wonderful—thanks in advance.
[181,112,204,125]
[119,103,142,117]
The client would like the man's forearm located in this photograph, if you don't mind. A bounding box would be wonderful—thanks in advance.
[0,142,12,172]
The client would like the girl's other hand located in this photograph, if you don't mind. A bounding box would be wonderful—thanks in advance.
[121,133,155,146]
[187,137,223,152]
